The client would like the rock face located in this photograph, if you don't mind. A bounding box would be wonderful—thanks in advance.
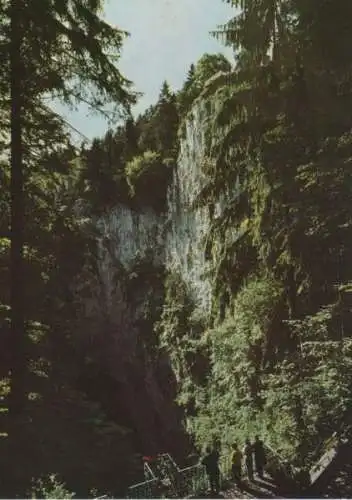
[95,205,165,320]
[76,97,219,462]
[95,99,216,316]
[166,101,213,312]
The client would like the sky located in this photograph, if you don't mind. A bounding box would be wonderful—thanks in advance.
[54,0,236,141]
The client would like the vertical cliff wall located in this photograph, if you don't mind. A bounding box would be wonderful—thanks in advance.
[166,101,212,312]
[75,91,224,463]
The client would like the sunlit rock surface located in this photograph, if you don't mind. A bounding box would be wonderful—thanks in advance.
[166,101,212,311]
[76,95,223,460]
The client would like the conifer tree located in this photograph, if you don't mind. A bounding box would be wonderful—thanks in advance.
[6,0,135,424]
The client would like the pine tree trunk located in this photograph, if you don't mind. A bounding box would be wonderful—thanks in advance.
[9,0,26,420]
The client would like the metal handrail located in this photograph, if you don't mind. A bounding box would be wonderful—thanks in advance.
[263,443,297,484]
[144,461,157,481]
[127,477,160,499]
[175,463,207,498]
[127,454,209,498]
[127,445,296,499]
[128,448,255,497]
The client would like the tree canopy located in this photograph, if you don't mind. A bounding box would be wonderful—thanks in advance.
[1,0,352,496]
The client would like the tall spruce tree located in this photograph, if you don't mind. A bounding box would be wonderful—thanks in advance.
[184,0,352,456]
[6,0,135,426]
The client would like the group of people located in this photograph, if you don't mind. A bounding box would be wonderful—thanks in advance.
[232,436,266,482]
[201,436,266,495]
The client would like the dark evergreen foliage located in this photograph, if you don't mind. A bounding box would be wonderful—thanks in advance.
[1,0,352,495]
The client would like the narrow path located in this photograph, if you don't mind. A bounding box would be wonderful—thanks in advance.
[129,440,352,499]
[223,476,279,499]
[191,434,352,499]
[193,473,282,499]
[222,441,352,499]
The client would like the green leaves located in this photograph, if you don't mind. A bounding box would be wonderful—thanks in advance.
[177,54,232,114]
[1,0,136,120]
[164,0,352,466]
[138,82,179,157]
[125,150,173,212]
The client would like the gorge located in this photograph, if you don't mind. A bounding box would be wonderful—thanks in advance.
[2,3,352,495]
[76,93,220,466]
[73,51,352,491]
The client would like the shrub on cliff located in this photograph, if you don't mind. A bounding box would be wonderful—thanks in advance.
[125,150,173,212]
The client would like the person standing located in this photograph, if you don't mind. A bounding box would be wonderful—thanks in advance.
[253,435,266,478]
[231,443,242,484]
[201,445,221,494]
[243,439,254,481]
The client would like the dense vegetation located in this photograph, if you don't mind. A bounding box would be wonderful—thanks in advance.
[0,0,228,494]
[0,0,145,496]
[1,0,352,497]
[158,0,352,472]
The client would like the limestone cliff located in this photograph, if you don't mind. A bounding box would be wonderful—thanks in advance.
[74,89,226,462]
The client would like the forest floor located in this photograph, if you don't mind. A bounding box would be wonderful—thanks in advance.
[218,441,352,499]
[193,444,352,499]
[222,475,279,499]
